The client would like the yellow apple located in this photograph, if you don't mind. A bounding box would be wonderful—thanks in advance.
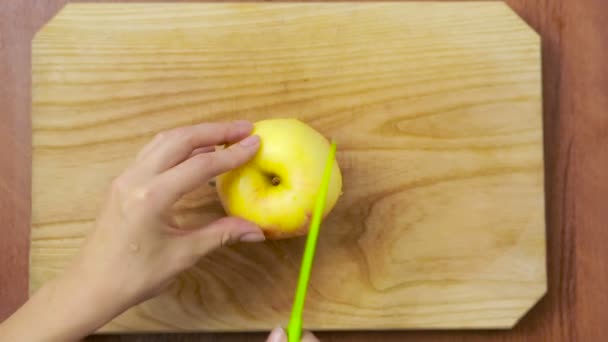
[215,118,342,239]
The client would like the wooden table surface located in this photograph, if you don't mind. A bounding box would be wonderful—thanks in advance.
[1,1,607,341]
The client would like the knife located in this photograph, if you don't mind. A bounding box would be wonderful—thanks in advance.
[287,140,337,342]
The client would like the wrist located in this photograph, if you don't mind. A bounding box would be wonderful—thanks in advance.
[59,260,131,324]
[35,264,128,340]
[0,266,126,342]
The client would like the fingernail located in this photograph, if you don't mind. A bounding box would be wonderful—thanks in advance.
[239,134,260,147]
[239,231,266,242]
[267,326,286,342]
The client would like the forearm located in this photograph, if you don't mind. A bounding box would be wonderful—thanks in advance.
[0,268,124,341]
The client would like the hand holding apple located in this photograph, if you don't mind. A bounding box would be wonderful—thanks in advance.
[216,118,343,239]
[0,119,329,342]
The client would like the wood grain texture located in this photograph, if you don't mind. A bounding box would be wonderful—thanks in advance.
[1,0,607,341]
[29,2,545,333]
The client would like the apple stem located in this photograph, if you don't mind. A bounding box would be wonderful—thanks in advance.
[271,176,281,186]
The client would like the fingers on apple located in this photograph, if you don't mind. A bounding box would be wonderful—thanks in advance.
[183,217,265,257]
[200,134,261,178]
[156,134,260,205]
[138,120,254,173]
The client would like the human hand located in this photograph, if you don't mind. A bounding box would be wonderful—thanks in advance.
[0,121,267,342]
[266,326,320,342]
[67,120,265,319]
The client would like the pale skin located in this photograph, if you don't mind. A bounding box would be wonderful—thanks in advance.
[0,121,318,342]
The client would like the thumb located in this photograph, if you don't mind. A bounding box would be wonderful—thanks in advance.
[188,216,265,256]
[266,326,287,342]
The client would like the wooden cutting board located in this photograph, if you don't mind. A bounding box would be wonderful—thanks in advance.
[30,2,546,332]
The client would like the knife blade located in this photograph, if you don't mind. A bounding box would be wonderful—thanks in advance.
[287,140,337,342]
